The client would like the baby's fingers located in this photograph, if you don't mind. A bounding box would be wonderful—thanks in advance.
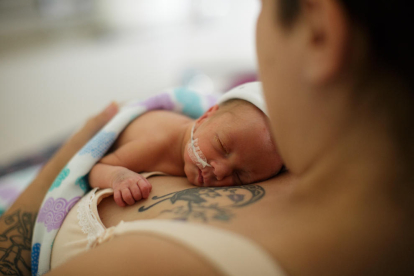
[137,178,152,199]
[121,188,136,205]
[130,184,142,201]
[114,190,126,207]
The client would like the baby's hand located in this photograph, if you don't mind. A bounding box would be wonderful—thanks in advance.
[111,168,152,207]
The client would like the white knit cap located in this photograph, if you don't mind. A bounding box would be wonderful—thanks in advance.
[217,82,268,116]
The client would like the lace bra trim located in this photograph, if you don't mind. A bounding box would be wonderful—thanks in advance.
[77,188,106,248]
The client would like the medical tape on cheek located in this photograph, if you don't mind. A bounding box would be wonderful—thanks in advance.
[188,124,211,169]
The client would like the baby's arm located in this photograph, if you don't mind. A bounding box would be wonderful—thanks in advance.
[89,141,156,207]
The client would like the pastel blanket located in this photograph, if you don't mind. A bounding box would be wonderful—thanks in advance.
[31,87,217,276]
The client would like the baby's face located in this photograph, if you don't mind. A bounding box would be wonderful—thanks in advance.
[183,104,283,187]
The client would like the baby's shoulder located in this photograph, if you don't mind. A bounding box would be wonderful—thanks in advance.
[139,110,190,122]
[134,110,192,129]
[116,110,191,145]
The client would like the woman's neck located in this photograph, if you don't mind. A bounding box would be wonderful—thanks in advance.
[297,78,413,200]
[301,125,398,196]
[277,111,413,276]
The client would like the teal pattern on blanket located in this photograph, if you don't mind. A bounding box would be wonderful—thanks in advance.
[75,175,91,193]
[31,87,218,276]
[48,167,70,191]
[174,87,204,119]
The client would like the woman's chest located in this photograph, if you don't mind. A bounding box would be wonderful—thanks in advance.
[95,185,286,265]
[96,178,194,227]
[97,196,153,228]
[96,179,286,234]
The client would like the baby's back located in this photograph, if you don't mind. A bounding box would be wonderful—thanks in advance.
[114,110,192,148]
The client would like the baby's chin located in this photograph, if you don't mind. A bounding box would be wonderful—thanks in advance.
[188,172,205,187]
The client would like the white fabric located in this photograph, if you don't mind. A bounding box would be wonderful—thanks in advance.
[76,188,105,247]
[97,219,288,276]
[217,82,268,115]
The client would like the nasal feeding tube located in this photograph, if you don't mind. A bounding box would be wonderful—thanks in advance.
[187,123,212,169]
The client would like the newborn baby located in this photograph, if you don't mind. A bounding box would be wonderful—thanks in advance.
[89,85,284,207]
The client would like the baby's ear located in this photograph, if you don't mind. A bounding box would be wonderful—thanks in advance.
[196,104,219,125]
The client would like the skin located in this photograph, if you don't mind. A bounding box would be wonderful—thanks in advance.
[184,103,282,187]
[1,0,412,275]
[89,103,282,207]
[254,0,414,275]
[256,0,355,174]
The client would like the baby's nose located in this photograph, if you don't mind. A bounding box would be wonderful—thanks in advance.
[210,161,232,181]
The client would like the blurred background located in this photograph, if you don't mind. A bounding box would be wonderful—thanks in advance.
[0,0,260,210]
[0,0,260,167]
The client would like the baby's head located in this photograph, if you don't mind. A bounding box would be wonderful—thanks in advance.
[184,98,284,187]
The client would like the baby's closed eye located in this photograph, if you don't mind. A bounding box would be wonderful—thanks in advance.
[214,135,228,155]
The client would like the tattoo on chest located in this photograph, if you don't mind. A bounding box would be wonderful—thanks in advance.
[138,185,265,222]
[0,210,36,276]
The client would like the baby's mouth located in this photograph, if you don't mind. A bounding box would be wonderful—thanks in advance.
[198,169,204,185]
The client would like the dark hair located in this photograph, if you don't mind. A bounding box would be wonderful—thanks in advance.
[278,0,414,91]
